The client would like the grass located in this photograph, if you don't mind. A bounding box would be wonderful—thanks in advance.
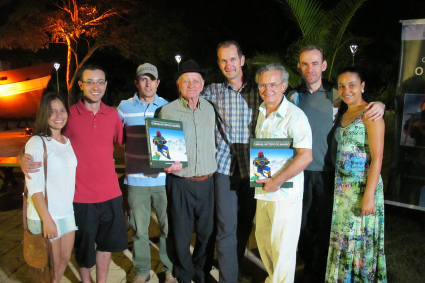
[385,206,425,282]
[382,111,425,282]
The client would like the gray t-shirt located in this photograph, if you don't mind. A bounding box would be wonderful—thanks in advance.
[288,84,340,171]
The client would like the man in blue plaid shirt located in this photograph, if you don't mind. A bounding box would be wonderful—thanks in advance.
[201,40,262,283]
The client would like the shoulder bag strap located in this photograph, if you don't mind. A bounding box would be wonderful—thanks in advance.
[22,136,48,230]
[40,137,48,205]
[206,99,230,146]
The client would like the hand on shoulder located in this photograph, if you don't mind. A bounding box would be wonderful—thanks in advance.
[364,101,385,121]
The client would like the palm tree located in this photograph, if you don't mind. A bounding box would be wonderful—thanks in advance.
[249,0,367,87]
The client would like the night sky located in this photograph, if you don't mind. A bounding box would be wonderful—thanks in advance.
[1,0,424,104]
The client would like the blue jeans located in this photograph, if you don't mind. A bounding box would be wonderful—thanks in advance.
[214,173,256,283]
[128,185,173,276]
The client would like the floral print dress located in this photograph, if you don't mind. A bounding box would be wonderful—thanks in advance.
[325,111,387,282]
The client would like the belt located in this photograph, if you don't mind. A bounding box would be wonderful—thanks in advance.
[184,173,213,182]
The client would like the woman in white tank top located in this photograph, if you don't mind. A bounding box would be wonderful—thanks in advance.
[25,92,77,282]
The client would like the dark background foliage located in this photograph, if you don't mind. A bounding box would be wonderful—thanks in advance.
[0,0,424,106]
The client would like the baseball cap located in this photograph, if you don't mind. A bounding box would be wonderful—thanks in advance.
[136,63,158,79]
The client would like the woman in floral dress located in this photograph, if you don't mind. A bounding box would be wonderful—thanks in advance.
[325,67,387,282]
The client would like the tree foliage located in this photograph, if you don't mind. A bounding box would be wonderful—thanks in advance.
[246,53,302,90]
[0,0,187,104]
[249,0,367,87]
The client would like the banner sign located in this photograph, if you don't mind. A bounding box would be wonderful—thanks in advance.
[386,19,425,211]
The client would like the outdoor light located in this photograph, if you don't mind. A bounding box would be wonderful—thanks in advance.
[350,45,358,66]
[54,63,60,93]
[175,55,182,71]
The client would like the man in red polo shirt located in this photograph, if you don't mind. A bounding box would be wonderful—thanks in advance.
[19,64,127,283]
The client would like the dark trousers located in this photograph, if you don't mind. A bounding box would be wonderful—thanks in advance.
[166,174,215,283]
[298,170,334,283]
[214,173,257,283]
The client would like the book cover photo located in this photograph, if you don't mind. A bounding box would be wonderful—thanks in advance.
[146,118,188,168]
[250,138,294,188]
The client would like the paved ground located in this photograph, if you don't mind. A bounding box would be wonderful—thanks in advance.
[0,120,302,283]
[0,178,270,283]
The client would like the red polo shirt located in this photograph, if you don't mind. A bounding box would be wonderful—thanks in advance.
[63,100,123,203]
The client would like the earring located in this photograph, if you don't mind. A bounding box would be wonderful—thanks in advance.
[361,89,364,93]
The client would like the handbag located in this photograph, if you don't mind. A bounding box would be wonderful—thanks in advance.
[22,137,55,282]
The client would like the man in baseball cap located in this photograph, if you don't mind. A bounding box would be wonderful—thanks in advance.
[117,63,177,283]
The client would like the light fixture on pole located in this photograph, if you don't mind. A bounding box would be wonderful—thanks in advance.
[175,55,182,71]
[54,63,60,93]
[349,45,358,66]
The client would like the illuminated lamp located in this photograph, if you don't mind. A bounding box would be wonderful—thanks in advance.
[350,45,358,66]
[54,63,60,93]
[175,55,182,71]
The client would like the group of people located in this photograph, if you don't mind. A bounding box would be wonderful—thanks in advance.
[20,40,388,283]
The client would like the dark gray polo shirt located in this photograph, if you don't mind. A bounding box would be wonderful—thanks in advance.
[288,84,340,171]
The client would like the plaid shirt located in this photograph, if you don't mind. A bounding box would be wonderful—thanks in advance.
[201,79,261,178]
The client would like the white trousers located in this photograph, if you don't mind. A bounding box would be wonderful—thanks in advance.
[255,196,303,283]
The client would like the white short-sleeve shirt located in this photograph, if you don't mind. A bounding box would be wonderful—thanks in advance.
[255,96,312,201]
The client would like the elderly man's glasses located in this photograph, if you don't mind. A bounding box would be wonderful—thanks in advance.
[258,82,284,91]
[81,80,106,86]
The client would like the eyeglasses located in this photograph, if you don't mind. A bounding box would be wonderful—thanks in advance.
[258,82,284,91]
[81,80,106,86]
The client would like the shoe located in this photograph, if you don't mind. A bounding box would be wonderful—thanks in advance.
[165,273,178,283]
[238,273,253,283]
[132,274,151,283]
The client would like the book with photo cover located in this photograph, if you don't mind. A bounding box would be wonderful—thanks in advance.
[145,117,188,168]
[250,138,294,188]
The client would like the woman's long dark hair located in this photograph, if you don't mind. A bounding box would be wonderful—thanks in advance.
[34,92,69,137]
